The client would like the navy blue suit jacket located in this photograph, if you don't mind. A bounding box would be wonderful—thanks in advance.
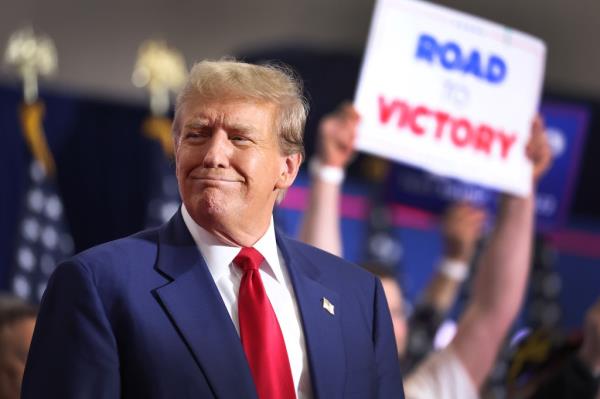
[22,210,404,398]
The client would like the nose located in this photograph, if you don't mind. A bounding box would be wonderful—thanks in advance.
[202,130,231,168]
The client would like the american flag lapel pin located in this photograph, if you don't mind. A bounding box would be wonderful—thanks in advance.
[322,297,335,315]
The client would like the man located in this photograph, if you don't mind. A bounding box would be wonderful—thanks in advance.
[0,295,37,399]
[300,103,552,398]
[21,60,403,398]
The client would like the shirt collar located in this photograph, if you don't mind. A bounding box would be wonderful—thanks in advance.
[181,204,284,283]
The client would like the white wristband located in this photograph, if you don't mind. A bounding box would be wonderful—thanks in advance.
[309,158,345,185]
[438,259,469,282]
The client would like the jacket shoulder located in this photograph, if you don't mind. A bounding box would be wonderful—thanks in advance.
[78,227,158,263]
[278,234,375,284]
[57,226,161,285]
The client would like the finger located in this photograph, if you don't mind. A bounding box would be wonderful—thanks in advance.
[348,104,361,122]
[328,122,356,145]
[451,203,482,221]
[527,114,544,143]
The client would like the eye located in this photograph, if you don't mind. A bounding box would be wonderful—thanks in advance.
[183,129,209,141]
[184,131,199,139]
[230,134,253,145]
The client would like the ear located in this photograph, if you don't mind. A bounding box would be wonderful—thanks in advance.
[275,152,302,190]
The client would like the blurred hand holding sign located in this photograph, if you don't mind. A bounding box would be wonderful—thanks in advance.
[354,0,546,197]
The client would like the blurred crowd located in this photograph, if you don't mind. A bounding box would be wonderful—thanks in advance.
[295,103,599,399]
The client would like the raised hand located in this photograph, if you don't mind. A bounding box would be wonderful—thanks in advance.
[317,103,359,168]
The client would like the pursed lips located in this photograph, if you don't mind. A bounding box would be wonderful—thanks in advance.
[190,175,242,184]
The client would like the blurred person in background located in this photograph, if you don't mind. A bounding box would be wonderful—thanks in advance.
[507,298,600,399]
[299,104,552,398]
[575,299,600,398]
[0,295,36,399]
[299,104,486,367]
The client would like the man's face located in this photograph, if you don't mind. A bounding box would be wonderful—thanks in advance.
[175,97,300,242]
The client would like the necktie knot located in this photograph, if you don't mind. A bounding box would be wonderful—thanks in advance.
[234,247,264,272]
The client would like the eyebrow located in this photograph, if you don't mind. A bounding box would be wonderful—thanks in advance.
[183,118,255,134]
[183,117,211,130]
[226,122,255,134]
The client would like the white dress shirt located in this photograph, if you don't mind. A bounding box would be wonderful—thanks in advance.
[182,205,313,399]
[404,346,479,399]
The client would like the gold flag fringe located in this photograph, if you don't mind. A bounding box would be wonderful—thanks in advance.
[142,116,174,159]
[19,102,56,177]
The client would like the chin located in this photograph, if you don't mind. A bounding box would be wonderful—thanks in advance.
[194,192,231,218]
[204,203,228,217]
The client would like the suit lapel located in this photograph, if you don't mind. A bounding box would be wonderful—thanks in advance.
[153,211,257,399]
[277,232,346,399]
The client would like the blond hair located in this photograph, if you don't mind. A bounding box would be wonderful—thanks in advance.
[173,58,308,159]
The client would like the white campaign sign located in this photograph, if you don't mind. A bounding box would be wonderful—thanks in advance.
[354,0,546,196]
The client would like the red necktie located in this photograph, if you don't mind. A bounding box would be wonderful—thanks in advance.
[234,247,296,399]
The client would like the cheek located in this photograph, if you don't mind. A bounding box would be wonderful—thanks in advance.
[174,159,184,183]
[176,148,200,174]
[236,154,267,179]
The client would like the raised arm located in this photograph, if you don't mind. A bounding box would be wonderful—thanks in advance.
[450,116,552,388]
[419,202,485,313]
[297,103,358,256]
